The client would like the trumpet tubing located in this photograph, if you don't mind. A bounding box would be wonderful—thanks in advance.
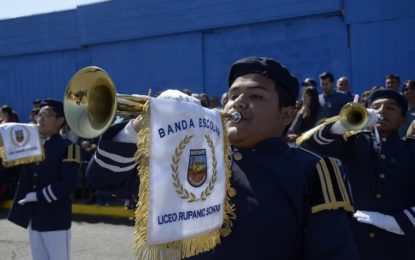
[64,66,240,139]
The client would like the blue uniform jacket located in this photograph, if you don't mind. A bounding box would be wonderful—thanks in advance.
[8,134,80,231]
[87,122,359,259]
[303,125,415,260]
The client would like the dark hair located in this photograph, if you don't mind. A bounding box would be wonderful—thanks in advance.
[385,73,400,84]
[319,72,335,82]
[221,92,228,107]
[199,93,210,108]
[300,87,320,131]
[360,90,373,104]
[181,89,192,96]
[402,80,415,92]
[11,111,20,123]
[1,105,13,118]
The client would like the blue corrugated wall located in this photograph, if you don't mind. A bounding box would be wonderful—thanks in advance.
[0,0,413,119]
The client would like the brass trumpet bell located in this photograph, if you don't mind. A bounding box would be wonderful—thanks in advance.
[64,66,147,139]
[339,102,369,131]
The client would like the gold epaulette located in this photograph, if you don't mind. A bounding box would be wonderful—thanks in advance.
[63,144,81,164]
[342,130,365,141]
[311,157,354,214]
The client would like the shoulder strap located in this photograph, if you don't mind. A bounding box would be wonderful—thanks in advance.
[63,144,81,164]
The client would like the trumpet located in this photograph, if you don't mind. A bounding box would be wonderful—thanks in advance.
[64,66,241,139]
[64,66,148,139]
[339,102,383,131]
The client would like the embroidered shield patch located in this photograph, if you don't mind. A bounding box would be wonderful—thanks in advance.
[187,149,208,187]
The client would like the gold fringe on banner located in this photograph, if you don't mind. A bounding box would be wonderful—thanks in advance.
[133,101,236,260]
[0,138,45,168]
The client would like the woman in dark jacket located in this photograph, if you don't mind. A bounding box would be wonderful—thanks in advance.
[288,87,321,139]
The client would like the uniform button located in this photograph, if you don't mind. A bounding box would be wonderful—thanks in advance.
[33,185,36,189]
[369,232,375,238]
[379,173,386,179]
[33,172,37,177]
[380,154,386,160]
[233,152,243,161]
[376,193,382,199]
[381,137,387,142]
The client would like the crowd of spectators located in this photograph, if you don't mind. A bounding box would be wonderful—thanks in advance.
[0,71,414,207]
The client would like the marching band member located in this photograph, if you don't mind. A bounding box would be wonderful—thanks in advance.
[8,99,80,260]
[301,89,415,259]
[87,57,359,259]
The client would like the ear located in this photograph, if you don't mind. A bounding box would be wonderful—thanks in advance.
[280,106,296,127]
[57,117,66,129]
[398,115,406,127]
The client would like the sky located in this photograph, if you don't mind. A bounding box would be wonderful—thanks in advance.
[0,0,108,20]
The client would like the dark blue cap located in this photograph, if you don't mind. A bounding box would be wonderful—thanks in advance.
[366,89,408,116]
[302,78,317,87]
[228,57,299,105]
[40,98,65,118]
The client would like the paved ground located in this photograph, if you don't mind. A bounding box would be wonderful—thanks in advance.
[0,210,137,260]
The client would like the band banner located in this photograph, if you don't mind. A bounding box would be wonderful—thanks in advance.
[134,98,235,259]
[0,123,44,167]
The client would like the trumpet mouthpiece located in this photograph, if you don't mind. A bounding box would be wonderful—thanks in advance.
[377,114,384,121]
[226,111,241,123]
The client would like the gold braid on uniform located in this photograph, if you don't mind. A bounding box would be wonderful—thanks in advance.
[310,157,354,214]
[63,144,81,164]
[133,100,235,259]
[295,116,339,145]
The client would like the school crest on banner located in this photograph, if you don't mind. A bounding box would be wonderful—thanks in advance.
[187,148,208,188]
[134,98,235,259]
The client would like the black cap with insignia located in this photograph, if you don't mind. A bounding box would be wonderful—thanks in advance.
[228,57,299,105]
[40,98,65,118]
[366,89,408,116]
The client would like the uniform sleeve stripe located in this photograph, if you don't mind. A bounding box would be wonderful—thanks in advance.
[93,155,137,172]
[410,207,415,215]
[68,145,73,160]
[47,185,57,201]
[329,158,351,204]
[42,188,52,203]
[315,163,330,203]
[76,145,81,162]
[315,128,334,144]
[403,210,415,227]
[318,159,337,203]
[97,147,136,164]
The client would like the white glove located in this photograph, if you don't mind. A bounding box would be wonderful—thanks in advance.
[354,210,405,235]
[366,108,380,128]
[330,121,348,135]
[157,89,201,105]
[18,192,38,205]
[114,90,201,142]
